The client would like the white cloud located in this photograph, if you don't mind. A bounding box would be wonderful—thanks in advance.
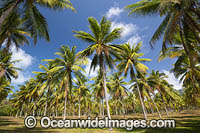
[111,22,138,39]
[12,71,32,84]
[10,46,34,85]
[162,70,183,90]
[106,7,124,19]
[11,46,34,69]
[127,35,142,45]
[85,59,99,77]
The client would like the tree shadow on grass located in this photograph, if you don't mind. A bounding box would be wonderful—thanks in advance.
[0,127,58,133]
[116,115,200,133]
[0,116,56,133]
[117,127,199,133]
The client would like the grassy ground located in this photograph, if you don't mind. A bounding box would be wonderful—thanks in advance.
[0,110,200,133]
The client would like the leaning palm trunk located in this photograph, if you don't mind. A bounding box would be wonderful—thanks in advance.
[15,109,19,118]
[164,105,169,117]
[160,94,169,117]
[102,63,111,119]
[148,100,154,114]
[149,92,162,118]
[135,78,147,120]
[151,96,162,118]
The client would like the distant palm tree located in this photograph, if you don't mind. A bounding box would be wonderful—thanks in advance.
[0,78,12,102]
[115,42,151,120]
[44,45,87,119]
[74,16,122,119]
[108,72,128,116]
[33,63,62,116]
[0,50,20,81]
[148,70,182,117]
[0,0,75,44]
[73,74,89,118]
[91,71,105,117]
[131,72,162,118]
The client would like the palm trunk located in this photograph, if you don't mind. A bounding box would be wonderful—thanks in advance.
[88,105,91,116]
[55,105,58,118]
[144,103,148,114]
[63,91,67,119]
[132,103,136,114]
[78,96,81,118]
[15,109,19,118]
[148,100,154,114]
[151,95,162,118]
[20,104,23,117]
[99,103,102,117]
[73,104,75,117]
[102,98,104,117]
[135,78,147,120]
[63,75,69,120]
[102,64,111,119]
[115,103,118,115]
[164,105,169,117]
[134,74,147,120]
[122,103,125,115]
[25,104,28,117]
[33,100,36,117]
[179,26,197,69]
[44,86,50,116]
[160,94,169,117]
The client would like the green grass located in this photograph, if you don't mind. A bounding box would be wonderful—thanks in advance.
[0,110,200,133]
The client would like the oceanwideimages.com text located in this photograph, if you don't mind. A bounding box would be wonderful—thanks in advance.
[24,116,176,130]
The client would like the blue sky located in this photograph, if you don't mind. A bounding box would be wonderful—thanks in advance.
[10,0,182,90]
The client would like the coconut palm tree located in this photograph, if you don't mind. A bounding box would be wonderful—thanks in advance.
[74,16,122,119]
[130,72,162,118]
[91,70,106,117]
[171,54,200,101]
[158,42,200,106]
[33,63,63,116]
[148,70,183,116]
[0,0,75,44]
[51,85,63,117]
[73,74,89,118]
[0,78,12,102]
[0,50,20,81]
[44,45,87,119]
[126,0,200,46]
[114,42,151,120]
[126,0,200,71]
[0,10,29,50]
[108,72,128,116]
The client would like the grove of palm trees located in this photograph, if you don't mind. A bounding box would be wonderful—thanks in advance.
[0,0,199,132]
